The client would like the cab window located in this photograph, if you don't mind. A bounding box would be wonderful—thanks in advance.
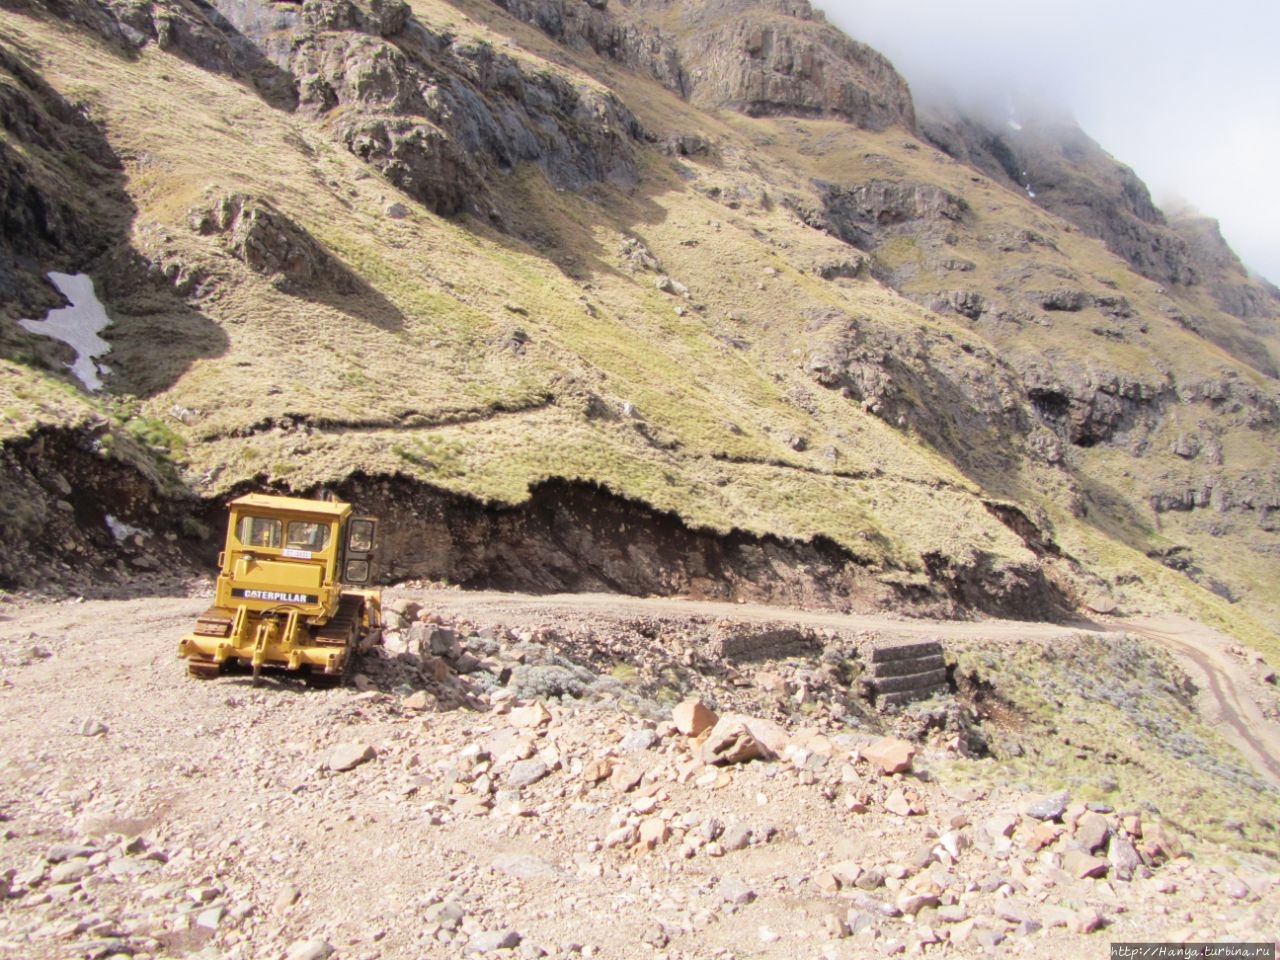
[286,521,329,551]
[347,518,375,552]
[237,515,282,548]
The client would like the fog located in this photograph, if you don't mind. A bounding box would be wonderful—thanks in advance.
[822,0,1280,284]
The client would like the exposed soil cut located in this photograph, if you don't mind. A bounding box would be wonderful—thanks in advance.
[0,428,1074,622]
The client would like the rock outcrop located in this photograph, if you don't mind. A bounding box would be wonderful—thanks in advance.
[490,0,915,130]
[189,194,359,292]
[71,0,645,218]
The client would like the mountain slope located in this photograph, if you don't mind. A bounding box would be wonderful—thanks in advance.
[0,0,1278,654]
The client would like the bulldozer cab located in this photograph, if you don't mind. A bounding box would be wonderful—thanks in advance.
[214,494,377,617]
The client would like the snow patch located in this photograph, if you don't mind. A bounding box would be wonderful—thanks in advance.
[17,273,113,391]
[1007,119,1023,131]
[105,515,146,542]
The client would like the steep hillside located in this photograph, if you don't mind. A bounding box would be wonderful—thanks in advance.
[1,0,1278,653]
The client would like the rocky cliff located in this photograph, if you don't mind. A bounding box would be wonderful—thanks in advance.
[1,0,1278,643]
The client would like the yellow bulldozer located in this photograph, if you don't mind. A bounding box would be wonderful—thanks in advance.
[178,493,382,684]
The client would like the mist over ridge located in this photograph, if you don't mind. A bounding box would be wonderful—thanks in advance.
[820,0,1280,284]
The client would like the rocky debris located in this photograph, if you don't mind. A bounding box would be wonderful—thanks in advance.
[1,590,1277,959]
[1019,790,1068,821]
[467,929,522,953]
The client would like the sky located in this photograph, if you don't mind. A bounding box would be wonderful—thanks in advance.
[821,0,1280,284]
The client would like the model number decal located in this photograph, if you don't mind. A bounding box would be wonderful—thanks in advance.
[232,589,318,604]
[282,548,313,559]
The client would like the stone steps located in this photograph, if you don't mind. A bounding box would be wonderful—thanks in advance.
[871,653,946,679]
[865,639,949,708]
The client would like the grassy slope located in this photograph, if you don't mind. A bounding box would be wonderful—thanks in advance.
[946,632,1280,859]
[1,2,1277,655]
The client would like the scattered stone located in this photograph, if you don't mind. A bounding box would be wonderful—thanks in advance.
[830,861,862,887]
[721,823,752,851]
[847,892,901,918]
[619,727,659,752]
[638,818,670,848]
[286,940,334,960]
[273,884,301,915]
[896,892,938,916]
[49,858,90,884]
[326,742,375,772]
[403,690,433,711]
[1075,811,1110,852]
[609,764,643,793]
[701,717,773,765]
[854,867,885,891]
[46,844,95,863]
[719,876,756,904]
[1223,876,1252,900]
[640,922,668,948]
[861,737,915,775]
[510,703,552,729]
[973,926,1005,949]
[1019,791,1068,821]
[1027,821,1064,851]
[1062,849,1109,879]
[883,789,925,817]
[506,759,550,789]
[468,929,522,954]
[79,719,108,737]
[604,825,637,849]
[1140,823,1184,864]
[1073,908,1105,934]
[1108,835,1142,882]
[983,814,1017,840]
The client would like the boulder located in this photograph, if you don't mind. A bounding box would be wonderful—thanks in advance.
[699,715,784,765]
